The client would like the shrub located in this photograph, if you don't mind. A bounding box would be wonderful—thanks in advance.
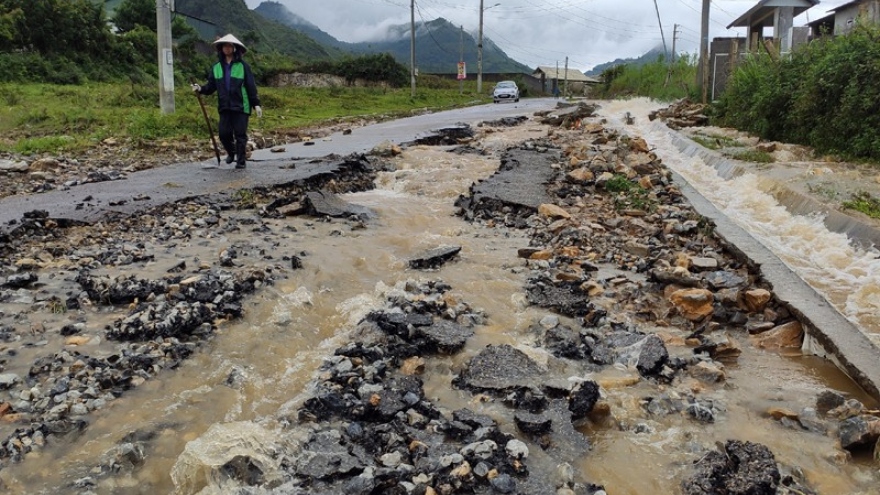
[593,55,698,101]
[714,24,880,161]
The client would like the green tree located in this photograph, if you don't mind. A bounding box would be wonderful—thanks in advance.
[0,0,112,57]
[113,0,155,34]
[114,0,196,38]
[337,53,409,87]
[0,7,23,45]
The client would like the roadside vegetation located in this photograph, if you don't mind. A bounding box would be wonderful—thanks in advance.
[727,149,774,163]
[592,55,698,101]
[0,81,488,155]
[713,24,880,162]
[605,174,657,213]
[593,24,880,165]
[843,191,880,220]
[708,24,880,217]
[690,134,739,150]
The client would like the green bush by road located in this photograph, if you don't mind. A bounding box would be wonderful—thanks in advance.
[713,24,880,161]
[593,55,699,102]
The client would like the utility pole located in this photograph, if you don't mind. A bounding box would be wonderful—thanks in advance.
[555,60,559,98]
[459,25,464,95]
[563,56,569,98]
[410,0,416,97]
[156,0,174,114]
[478,2,500,95]
[698,0,710,103]
[671,24,678,64]
[665,24,678,87]
[653,0,668,59]
[477,0,484,94]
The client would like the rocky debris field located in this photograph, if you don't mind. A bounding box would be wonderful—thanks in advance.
[0,151,385,481]
[0,102,878,494]
[647,99,709,129]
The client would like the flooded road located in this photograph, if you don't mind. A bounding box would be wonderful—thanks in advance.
[1,104,879,494]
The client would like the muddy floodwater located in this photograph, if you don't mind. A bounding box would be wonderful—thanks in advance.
[1,101,879,494]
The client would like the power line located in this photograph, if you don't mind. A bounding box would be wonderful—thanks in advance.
[421,0,663,39]
[675,0,735,31]
[418,0,663,67]
[414,3,459,56]
[709,0,736,17]
[482,24,612,68]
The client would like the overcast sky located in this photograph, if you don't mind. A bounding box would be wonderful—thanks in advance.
[243,0,849,71]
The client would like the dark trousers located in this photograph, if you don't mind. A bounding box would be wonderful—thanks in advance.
[218,111,250,164]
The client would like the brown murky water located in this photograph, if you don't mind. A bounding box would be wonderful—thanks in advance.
[2,115,878,494]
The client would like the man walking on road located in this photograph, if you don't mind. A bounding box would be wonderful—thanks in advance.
[192,34,262,169]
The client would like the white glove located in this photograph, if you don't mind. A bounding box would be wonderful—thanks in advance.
[254,106,263,118]
[191,83,201,93]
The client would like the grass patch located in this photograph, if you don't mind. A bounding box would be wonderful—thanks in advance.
[728,149,775,163]
[605,174,656,212]
[593,56,698,101]
[14,135,77,154]
[807,183,841,202]
[843,191,880,219]
[605,174,636,193]
[233,189,257,209]
[0,81,493,155]
[48,299,67,314]
[691,133,741,150]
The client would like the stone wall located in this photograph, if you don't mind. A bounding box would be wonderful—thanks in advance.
[267,72,385,88]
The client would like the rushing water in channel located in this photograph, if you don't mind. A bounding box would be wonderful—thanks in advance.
[2,110,879,494]
[596,98,880,344]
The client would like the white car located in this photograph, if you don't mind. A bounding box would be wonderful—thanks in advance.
[492,81,520,103]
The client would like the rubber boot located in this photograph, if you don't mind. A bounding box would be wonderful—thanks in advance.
[235,141,247,169]
[223,143,236,164]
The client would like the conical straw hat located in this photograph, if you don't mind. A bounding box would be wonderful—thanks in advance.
[213,34,247,54]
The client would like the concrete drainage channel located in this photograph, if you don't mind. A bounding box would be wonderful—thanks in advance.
[658,123,880,400]
[661,124,880,249]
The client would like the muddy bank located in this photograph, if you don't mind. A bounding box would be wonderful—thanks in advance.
[0,103,878,493]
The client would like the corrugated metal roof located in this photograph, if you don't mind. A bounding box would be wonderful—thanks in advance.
[831,0,870,12]
[807,11,836,27]
[533,66,594,82]
[727,0,819,29]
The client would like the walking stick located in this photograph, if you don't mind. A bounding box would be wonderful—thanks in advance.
[190,77,221,165]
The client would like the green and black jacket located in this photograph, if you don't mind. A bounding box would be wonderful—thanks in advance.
[199,55,260,115]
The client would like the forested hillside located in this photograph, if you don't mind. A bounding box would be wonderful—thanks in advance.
[254,1,532,74]
[174,0,338,61]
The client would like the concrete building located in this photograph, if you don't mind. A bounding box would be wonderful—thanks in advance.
[726,0,819,56]
[710,0,818,99]
[808,0,880,37]
[533,66,599,96]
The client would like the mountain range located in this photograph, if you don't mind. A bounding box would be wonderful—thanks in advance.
[585,46,669,76]
[103,0,661,76]
[170,0,531,74]
[252,1,531,74]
